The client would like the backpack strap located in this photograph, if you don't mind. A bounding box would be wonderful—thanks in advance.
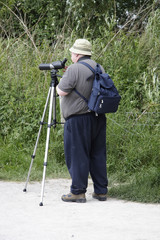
[73,88,88,103]
[73,61,95,102]
[78,61,95,74]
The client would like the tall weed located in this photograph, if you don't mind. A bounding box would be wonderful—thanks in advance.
[0,10,160,202]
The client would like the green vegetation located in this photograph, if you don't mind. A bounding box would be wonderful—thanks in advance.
[0,1,160,203]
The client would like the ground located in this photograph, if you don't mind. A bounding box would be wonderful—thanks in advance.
[0,179,160,240]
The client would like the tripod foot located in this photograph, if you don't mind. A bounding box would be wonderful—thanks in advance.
[23,189,27,192]
[39,202,43,206]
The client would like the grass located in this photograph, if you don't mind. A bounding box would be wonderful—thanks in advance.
[0,130,69,182]
[0,111,159,204]
[109,167,160,203]
[0,10,160,203]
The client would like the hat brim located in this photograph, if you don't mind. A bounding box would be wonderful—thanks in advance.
[69,47,92,56]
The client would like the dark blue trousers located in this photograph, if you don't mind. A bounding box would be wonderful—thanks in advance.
[64,112,108,195]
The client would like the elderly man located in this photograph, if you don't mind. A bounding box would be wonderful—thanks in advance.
[57,39,108,203]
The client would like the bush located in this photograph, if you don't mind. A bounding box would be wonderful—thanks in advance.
[0,10,160,203]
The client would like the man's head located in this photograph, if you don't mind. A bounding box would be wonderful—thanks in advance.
[69,39,92,63]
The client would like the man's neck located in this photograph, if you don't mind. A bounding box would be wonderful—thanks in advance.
[78,56,91,62]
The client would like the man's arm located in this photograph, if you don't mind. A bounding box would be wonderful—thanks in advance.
[56,86,69,96]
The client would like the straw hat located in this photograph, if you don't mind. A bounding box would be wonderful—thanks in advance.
[69,39,92,56]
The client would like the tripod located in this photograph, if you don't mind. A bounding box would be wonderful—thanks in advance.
[23,69,62,206]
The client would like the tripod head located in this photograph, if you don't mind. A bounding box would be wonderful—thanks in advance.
[39,58,67,71]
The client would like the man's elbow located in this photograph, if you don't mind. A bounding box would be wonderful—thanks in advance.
[56,86,69,96]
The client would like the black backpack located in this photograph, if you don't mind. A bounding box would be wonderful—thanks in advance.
[74,62,121,114]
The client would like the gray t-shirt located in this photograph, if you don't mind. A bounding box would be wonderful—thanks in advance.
[58,58,104,119]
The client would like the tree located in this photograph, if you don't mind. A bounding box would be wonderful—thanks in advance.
[0,0,157,42]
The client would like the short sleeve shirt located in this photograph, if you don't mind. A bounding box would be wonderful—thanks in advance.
[58,58,104,119]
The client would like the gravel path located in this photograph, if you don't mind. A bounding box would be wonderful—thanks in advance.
[0,179,160,240]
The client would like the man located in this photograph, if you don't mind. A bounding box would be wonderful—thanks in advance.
[57,39,108,203]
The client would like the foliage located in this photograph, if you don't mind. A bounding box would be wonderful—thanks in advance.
[109,167,160,203]
[0,0,157,42]
[0,133,69,181]
[107,110,160,177]
[0,5,160,203]
[95,10,160,110]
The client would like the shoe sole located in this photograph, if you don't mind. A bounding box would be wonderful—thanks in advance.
[62,198,86,203]
[92,196,107,201]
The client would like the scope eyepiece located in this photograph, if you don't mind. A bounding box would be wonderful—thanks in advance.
[39,58,67,70]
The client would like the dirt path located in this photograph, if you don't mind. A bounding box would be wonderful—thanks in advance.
[0,179,160,240]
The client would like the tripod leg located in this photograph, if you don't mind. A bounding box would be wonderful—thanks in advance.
[39,86,55,206]
[52,86,56,127]
[23,87,52,192]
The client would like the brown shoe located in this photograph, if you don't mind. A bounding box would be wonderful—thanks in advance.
[92,192,107,201]
[61,193,86,203]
